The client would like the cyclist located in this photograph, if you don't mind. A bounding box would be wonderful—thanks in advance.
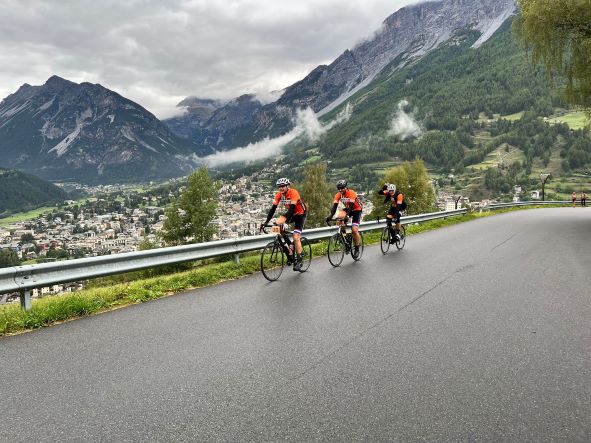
[260,178,307,271]
[326,179,363,258]
[378,183,407,243]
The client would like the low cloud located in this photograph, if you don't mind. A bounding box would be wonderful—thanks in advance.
[387,100,422,140]
[203,103,352,166]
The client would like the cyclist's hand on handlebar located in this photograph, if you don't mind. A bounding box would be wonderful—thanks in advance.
[325,216,332,225]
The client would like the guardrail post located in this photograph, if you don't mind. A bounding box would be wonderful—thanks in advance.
[20,289,32,311]
[233,253,240,264]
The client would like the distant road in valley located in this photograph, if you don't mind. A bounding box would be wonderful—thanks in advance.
[1,208,590,441]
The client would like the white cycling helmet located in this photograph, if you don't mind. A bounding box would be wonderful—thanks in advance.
[387,183,396,192]
[276,177,290,186]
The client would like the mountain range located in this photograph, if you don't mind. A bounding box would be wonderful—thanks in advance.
[0,76,198,182]
[0,0,520,184]
[165,0,517,153]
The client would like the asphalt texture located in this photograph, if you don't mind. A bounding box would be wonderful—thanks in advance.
[1,208,590,442]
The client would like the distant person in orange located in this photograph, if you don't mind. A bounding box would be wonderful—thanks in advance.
[572,191,577,207]
[581,191,587,207]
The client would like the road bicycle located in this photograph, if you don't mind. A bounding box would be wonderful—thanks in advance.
[326,218,364,267]
[380,222,406,254]
[260,223,311,281]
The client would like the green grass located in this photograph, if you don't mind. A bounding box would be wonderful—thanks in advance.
[0,206,56,227]
[501,111,525,121]
[545,111,590,130]
[470,145,525,171]
[0,204,572,336]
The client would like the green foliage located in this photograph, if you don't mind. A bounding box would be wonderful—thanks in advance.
[317,21,561,167]
[514,0,591,109]
[20,233,35,244]
[45,247,69,260]
[160,167,219,245]
[0,168,67,217]
[369,159,436,219]
[298,163,333,228]
[0,248,20,268]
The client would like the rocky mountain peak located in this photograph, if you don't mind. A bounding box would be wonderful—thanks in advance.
[0,76,197,182]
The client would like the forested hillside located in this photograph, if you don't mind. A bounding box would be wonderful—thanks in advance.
[0,169,67,217]
[276,19,591,200]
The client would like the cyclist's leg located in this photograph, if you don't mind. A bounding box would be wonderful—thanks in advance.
[292,214,305,255]
[276,215,293,256]
[394,202,406,234]
[351,211,361,246]
[394,210,402,237]
[386,208,396,236]
[292,215,306,271]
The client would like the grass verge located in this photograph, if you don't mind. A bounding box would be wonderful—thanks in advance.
[0,204,570,336]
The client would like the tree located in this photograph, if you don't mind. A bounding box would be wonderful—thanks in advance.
[368,159,436,219]
[0,248,20,268]
[514,0,591,108]
[160,167,219,245]
[298,163,333,228]
[20,233,35,244]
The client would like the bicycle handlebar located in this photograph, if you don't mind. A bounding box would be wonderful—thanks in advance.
[260,223,292,235]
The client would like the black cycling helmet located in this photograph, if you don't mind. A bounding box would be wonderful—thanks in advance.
[336,179,347,189]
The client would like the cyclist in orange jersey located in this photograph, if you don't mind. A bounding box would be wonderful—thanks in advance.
[378,183,407,243]
[326,179,363,258]
[260,177,307,271]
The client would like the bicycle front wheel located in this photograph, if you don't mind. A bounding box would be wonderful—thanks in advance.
[298,237,312,272]
[353,232,364,261]
[396,225,406,250]
[327,233,345,267]
[261,241,285,281]
[380,227,390,254]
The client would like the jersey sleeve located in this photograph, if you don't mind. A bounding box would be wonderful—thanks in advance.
[273,192,281,205]
[397,193,404,205]
[333,192,341,204]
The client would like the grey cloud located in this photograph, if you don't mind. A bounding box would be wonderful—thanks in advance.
[0,0,418,118]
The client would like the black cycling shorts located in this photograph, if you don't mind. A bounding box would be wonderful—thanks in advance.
[387,207,402,223]
[349,210,362,226]
[284,213,306,232]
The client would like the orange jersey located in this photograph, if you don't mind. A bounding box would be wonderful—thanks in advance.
[273,188,306,215]
[386,191,404,207]
[334,189,362,212]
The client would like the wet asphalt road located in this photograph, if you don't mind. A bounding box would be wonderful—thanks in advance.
[1,208,590,442]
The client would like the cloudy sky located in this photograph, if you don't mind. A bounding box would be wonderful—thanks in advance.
[0,0,418,119]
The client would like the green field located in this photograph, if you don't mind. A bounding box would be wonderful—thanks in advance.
[470,144,525,171]
[0,206,55,227]
[501,111,525,121]
[545,111,590,130]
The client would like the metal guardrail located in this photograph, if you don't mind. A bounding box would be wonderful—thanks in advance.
[0,208,468,309]
[483,200,571,210]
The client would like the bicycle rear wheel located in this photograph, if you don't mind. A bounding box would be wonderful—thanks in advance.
[299,237,312,272]
[396,225,406,250]
[380,227,390,254]
[261,241,285,281]
[327,233,345,267]
[352,232,364,261]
